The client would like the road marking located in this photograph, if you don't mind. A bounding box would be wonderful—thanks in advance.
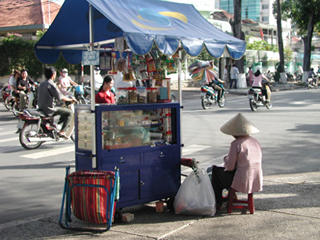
[1,131,17,135]
[0,137,17,143]
[21,145,75,159]
[182,144,211,155]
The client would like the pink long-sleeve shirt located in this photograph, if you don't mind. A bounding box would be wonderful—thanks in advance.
[224,135,263,193]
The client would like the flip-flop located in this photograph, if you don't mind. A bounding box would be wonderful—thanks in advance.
[58,132,69,139]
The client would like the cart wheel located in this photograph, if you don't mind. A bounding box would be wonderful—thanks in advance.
[166,197,175,212]
[114,210,123,223]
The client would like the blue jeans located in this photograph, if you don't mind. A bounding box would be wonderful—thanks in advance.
[229,78,237,89]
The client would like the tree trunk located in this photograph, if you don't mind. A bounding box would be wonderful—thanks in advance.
[233,0,244,73]
[276,0,285,73]
[303,12,315,72]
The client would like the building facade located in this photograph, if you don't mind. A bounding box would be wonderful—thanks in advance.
[0,0,61,39]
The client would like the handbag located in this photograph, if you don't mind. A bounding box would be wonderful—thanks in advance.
[173,168,216,216]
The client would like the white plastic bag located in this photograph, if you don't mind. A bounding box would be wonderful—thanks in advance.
[174,168,216,216]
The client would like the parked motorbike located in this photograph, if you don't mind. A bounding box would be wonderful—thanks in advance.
[247,83,273,111]
[200,82,226,110]
[18,105,75,150]
[307,75,318,89]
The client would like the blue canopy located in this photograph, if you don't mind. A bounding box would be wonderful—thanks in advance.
[35,0,246,64]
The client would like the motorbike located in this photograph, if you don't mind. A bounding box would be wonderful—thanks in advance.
[67,85,90,104]
[1,85,13,110]
[247,82,273,111]
[307,75,318,89]
[200,82,226,110]
[18,104,75,150]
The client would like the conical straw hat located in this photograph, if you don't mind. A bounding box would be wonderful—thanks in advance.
[220,113,259,136]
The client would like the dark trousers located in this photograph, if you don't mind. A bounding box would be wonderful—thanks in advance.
[229,78,237,89]
[52,107,72,132]
[211,166,235,205]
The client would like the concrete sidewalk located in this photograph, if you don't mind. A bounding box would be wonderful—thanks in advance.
[1,171,319,240]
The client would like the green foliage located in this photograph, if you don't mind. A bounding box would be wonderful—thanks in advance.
[281,0,320,37]
[0,33,42,78]
[0,33,81,80]
[284,46,293,63]
[246,40,278,52]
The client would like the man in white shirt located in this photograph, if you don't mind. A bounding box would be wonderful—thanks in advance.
[230,64,239,89]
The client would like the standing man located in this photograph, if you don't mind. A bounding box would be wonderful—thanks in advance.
[38,66,76,139]
[230,64,239,89]
[223,66,228,86]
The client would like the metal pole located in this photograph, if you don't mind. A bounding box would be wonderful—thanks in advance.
[178,47,182,157]
[89,4,96,168]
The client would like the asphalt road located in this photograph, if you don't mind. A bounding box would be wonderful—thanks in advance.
[0,88,319,226]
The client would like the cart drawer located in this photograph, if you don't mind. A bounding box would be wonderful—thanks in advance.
[142,148,178,163]
[101,154,140,168]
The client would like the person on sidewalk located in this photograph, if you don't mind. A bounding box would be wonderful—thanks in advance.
[223,65,229,85]
[38,66,77,139]
[230,64,239,89]
[211,113,263,210]
[247,67,254,86]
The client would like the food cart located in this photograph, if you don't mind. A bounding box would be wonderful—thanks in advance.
[35,0,246,211]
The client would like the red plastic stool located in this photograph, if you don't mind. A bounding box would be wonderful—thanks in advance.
[227,188,255,214]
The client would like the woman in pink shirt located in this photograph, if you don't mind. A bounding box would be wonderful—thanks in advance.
[211,113,263,210]
[252,69,271,102]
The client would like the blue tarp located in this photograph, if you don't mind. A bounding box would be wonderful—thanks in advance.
[35,0,246,64]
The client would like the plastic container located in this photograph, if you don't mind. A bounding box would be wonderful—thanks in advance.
[136,87,147,104]
[159,87,168,100]
[147,87,158,103]
[127,87,138,104]
[75,85,84,95]
[116,88,128,104]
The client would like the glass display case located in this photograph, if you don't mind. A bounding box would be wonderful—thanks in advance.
[101,108,173,150]
[74,103,181,209]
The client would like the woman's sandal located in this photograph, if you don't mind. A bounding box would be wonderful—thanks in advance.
[58,132,69,139]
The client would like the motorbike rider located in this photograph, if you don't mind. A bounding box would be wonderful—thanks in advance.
[8,69,21,109]
[307,68,317,86]
[58,68,78,97]
[16,69,37,110]
[207,76,225,103]
[252,69,271,103]
[38,66,77,139]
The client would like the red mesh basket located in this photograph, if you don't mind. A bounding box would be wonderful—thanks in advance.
[67,170,116,224]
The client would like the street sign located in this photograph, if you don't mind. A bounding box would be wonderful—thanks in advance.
[82,51,99,65]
